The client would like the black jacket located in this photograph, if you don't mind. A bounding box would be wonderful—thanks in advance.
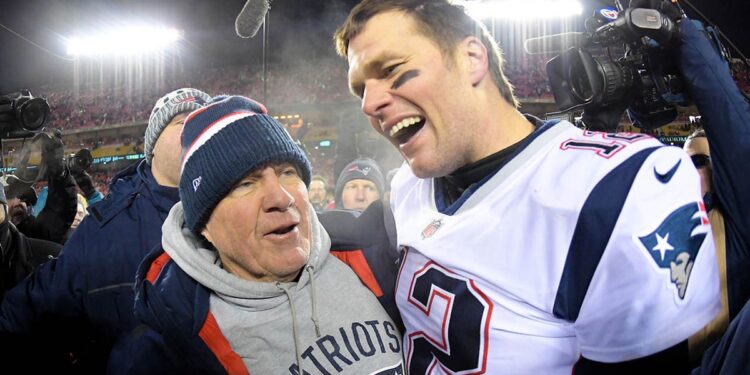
[0,222,60,301]
[14,171,77,245]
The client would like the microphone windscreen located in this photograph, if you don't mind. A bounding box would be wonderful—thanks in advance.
[523,32,587,55]
[235,0,270,38]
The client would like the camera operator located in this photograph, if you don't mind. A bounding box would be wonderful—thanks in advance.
[655,4,750,373]
[4,130,78,245]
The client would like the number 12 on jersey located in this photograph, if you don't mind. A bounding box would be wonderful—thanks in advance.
[404,258,493,374]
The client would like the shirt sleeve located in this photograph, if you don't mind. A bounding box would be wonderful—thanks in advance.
[574,146,721,362]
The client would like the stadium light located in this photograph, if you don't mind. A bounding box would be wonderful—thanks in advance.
[456,0,583,20]
[66,26,182,57]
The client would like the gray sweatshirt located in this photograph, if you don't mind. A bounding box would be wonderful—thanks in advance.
[162,202,404,374]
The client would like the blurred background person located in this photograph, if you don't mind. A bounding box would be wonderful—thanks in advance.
[334,157,384,211]
[67,194,88,236]
[308,174,329,211]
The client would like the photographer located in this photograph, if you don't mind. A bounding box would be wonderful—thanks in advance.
[0,185,60,301]
[68,148,103,205]
[5,130,78,245]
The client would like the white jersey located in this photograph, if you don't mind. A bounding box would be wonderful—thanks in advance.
[390,120,720,374]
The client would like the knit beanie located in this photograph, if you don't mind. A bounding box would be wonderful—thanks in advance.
[179,95,311,234]
[334,158,384,208]
[145,88,211,164]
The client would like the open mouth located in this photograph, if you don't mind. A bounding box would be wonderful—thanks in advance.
[389,116,425,145]
[269,224,297,236]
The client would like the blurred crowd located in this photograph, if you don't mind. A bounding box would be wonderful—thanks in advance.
[36,58,559,132]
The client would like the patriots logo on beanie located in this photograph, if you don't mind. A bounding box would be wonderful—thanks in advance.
[179,95,311,234]
[334,158,385,209]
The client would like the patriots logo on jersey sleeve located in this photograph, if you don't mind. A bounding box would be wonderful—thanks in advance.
[638,202,708,299]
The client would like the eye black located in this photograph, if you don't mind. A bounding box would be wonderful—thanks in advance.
[392,69,420,90]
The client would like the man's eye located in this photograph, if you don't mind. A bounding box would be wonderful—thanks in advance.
[281,167,298,176]
[237,180,254,188]
[383,63,401,76]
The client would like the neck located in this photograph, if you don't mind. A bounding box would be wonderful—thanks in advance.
[468,88,534,163]
[151,163,178,187]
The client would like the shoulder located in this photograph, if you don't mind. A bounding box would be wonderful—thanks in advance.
[134,246,210,333]
[87,164,146,226]
[25,236,62,264]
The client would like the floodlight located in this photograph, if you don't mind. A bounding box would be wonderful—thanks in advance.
[456,0,583,20]
[66,26,182,57]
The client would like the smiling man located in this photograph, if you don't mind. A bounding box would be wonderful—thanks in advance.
[335,0,720,373]
[126,96,403,374]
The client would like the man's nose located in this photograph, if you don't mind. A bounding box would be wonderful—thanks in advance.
[361,80,392,120]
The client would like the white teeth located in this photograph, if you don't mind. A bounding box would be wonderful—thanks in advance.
[389,116,423,138]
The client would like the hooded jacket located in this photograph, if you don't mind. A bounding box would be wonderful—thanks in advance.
[0,160,180,372]
[127,202,404,374]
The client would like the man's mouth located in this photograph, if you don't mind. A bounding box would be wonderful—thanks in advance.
[267,223,298,236]
[389,116,425,145]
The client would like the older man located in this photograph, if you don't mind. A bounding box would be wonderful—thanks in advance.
[127,96,403,374]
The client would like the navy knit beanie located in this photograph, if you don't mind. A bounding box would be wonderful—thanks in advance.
[179,95,311,234]
[334,158,384,209]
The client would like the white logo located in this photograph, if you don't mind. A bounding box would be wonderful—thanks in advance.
[361,166,371,176]
[192,176,202,192]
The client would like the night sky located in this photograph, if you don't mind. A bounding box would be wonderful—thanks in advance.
[1,0,748,94]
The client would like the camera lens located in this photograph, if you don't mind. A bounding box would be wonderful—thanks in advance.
[19,98,50,131]
[569,59,594,103]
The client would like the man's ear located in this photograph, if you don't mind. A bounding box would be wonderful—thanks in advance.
[461,36,490,86]
[201,227,213,244]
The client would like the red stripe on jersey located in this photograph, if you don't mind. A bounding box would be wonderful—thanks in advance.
[331,249,384,297]
[199,312,249,375]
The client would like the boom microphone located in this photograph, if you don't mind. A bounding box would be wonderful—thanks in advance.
[235,0,270,38]
[523,32,588,55]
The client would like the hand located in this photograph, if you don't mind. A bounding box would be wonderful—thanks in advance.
[40,129,65,179]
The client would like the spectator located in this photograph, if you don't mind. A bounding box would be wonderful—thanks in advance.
[334,158,384,211]
[68,194,88,236]
[127,96,403,373]
[0,88,212,372]
[308,174,329,211]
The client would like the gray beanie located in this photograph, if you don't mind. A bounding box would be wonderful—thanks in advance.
[145,88,211,164]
